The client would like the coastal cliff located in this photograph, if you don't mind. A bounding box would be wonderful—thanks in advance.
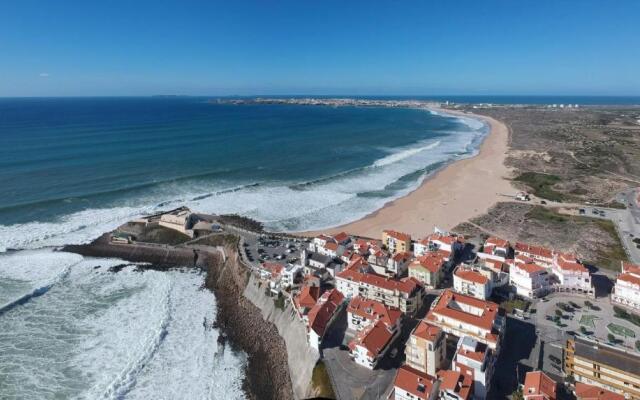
[202,235,296,400]
[64,233,298,400]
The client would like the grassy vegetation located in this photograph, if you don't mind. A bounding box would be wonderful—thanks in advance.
[136,226,191,245]
[273,292,286,311]
[525,206,627,271]
[514,172,567,202]
[614,306,640,327]
[580,315,598,329]
[311,361,336,399]
[607,323,635,338]
[500,298,530,314]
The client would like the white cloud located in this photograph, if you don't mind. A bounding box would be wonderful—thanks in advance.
[39,73,50,77]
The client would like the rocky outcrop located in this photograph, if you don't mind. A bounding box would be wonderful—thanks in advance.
[203,235,296,400]
[243,275,319,399]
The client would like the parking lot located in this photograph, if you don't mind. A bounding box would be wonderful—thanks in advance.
[241,233,306,267]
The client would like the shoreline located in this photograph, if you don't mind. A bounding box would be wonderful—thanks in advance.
[302,107,514,239]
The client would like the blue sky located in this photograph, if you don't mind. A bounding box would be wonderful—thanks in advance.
[1,0,639,96]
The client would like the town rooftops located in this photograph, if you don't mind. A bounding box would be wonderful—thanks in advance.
[393,365,437,400]
[412,320,442,342]
[347,297,401,327]
[515,242,553,259]
[308,252,332,265]
[618,272,640,287]
[454,268,489,285]
[621,261,640,275]
[337,268,422,295]
[437,369,473,400]
[456,336,489,364]
[485,236,510,248]
[294,285,321,310]
[261,262,285,277]
[333,231,350,243]
[427,233,460,245]
[572,336,640,373]
[574,382,624,400]
[523,371,557,400]
[307,289,344,336]
[392,251,413,262]
[513,261,547,276]
[426,289,502,342]
[555,253,588,273]
[384,230,411,242]
[411,253,447,273]
[349,320,395,358]
[324,241,339,251]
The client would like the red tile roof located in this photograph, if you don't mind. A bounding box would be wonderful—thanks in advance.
[485,236,510,248]
[622,261,640,275]
[347,296,401,328]
[333,231,350,243]
[337,268,422,295]
[523,371,557,400]
[261,262,284,276]
[294,285,321,311]
[513,261,547,276]
[392,251,413,262]
[427,233,458,245]
[618,272,640,287]
[555,257,588,273]
[349,320,395,358]
[384,230,411,242]
[454,268,489,285]
[426,290,501,342]
[437,370,473,400]
[412,320,442,342]
[411,253,447,273]
[515,242,553,259]
[324,241,339,251]
[574,382,624,400]
[307,289,344,336]
[394,365,437,400]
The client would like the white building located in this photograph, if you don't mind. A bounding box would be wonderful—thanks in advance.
[425,289,505,351]
[281,263,302,288]
[349,320,399,369]
[482,236,511,259]
[551,253,593,295]
[452,336,495,400]
[453,266,492,300]
[514,242,554,267]
[509,258,553,299]
[611,262,640,311]
[346,296,402,333]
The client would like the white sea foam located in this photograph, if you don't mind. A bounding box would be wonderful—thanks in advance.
[0,253,246,399]
[373,140,441,168]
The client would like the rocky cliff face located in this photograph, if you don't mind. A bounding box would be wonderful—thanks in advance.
[204,235,296,400]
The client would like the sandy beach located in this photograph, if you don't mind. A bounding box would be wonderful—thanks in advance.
[304,108,515,239]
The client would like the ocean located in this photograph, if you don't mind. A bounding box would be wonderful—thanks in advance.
[0,96,486,399]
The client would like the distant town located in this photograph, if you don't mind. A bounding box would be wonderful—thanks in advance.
[106,200,640,400]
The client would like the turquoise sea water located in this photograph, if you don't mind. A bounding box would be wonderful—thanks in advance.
[0,97,487,399]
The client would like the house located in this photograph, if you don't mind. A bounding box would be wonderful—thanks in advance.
[565,336,640,399]
[156,207,192,235]
[611,262,640,311]
[453,266,492,300]
[387,251,413,277]
[348,320,399,369]
[260,262,285,294]
[409,252,449,289]
[574,382,624,400]
[514,242,554,267]
[281,263,303,289]
[392,365,439,400]
[293,285,321,323]
[522,371,557,400]
[413,234,457,257]
[551,253,593,295]
[437,369,473,400]
[405,321,445,376]
[306,289,345,351]
[367,247,391,275]
[336,263,424,316]
[509,258,553,299]
[482,236,512,259]
[383,230,412,254]
[452,336,495,400]
[425,290,505,350]
[346,296,401,333]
